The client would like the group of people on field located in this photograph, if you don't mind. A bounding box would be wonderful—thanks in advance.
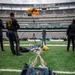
[67,19,75,51]
[0,12,21,56]
[0,12,75,56]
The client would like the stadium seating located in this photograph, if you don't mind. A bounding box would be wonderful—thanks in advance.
[0,2,75,39]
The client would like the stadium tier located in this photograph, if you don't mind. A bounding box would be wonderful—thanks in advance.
[0,2,75,39]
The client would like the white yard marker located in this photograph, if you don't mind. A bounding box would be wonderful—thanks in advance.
[0,69,75,74]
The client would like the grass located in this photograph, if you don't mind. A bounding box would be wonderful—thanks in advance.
[3,40,67,45]
[0,41,75,75]
[0,72,20,75]
[0,72,74,75]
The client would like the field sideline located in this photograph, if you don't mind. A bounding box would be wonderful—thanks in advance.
[0,41,75,75]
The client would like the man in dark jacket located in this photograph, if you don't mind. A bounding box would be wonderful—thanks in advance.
[0,19,5,51]
[67,19,75,51]
[6,12,21,55]
[42,29,46,46]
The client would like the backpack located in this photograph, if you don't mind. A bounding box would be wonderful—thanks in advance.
[19,47,30,53]
[20,63,56,75]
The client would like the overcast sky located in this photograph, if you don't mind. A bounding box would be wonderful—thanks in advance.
[0,0,75,4]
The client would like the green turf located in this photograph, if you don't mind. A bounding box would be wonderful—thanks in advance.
[0,72,74,75]
[0,41,75,75]
[0,72,20,75]
[3,40,67,45]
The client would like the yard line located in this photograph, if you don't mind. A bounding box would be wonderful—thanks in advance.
[0,69,21,72]
[0,69,75,74]
[4,44,69,46]
[53,71,75,74]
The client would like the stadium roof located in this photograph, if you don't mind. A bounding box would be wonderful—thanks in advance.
[0,0,75,4]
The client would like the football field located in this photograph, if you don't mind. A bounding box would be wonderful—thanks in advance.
[0,41,75,75]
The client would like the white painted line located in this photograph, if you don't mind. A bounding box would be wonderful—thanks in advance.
[0,69,21,72]
[4,44,69,46]
[4,44,29,46]
[47,44,67,46]
[53,71,75,74]
[0,69,75,74]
